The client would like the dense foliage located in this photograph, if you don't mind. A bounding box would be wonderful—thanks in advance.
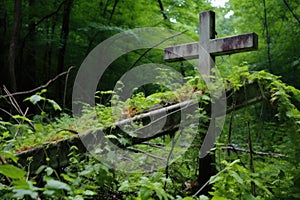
[0,0,299,199]
[0,66,299,199]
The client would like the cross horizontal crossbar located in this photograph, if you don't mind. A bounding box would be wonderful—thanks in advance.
[164,32,258,62]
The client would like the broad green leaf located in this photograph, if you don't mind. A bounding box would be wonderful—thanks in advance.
[209,174,222,184]
[83,190,95,196]
[47,99,62,111]
[242,193,256,200]
[34,123,44,132]
[61,174,75,182]
[45,167,54,176]
[0,165,26,179]
[198,195,209,200]
[230,171,243,184]
[45,179,71,191]
[13,189,38,199]
[212,195,227,200]
[35,165,47,175]
[43,189,55,196]
[0,151,18,163]
[13,180,39,191]
[24,94,43,104]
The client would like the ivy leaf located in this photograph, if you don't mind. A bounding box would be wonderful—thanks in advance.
[0,165,26,179]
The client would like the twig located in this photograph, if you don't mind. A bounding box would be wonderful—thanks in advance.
[164,130,182,189]
[3,86,34,129]
[192,179,210,197]
[283,0,300,25]
[126,147,166,161]
[1,66,75,98]
[109,0,119,21]
[244,84,256,195]
[129,30,187,69]
[0,108,20,124]
[63,65,74,110]
[3,86,24,116]
[227,93,236,156]
[157,0,168,20]
[256,102,264,143]
[141,142,165,149]
[22,0,67,42]
[221,146,285,158]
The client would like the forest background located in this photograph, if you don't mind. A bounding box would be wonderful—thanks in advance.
[0,0,299,199]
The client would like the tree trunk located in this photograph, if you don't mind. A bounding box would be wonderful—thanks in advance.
[262,0,272,73]
[196,120,217,196]
[20,0,36,90]
[8,0,22,92]
[0,0,7,91]
[57,0,73,100]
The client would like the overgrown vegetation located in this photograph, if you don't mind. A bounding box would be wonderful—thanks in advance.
[0,66,299,199]
[0,0,299,199]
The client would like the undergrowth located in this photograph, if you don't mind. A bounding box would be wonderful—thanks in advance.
[0,65,299,199]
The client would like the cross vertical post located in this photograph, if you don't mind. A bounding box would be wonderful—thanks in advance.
[163,10,258,195]
[199,10,215,77]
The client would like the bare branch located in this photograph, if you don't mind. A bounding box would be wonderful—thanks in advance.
[129,30,187,69]
[127,147,167,161]
[221,146,285,158]
[1,66,75,98]
[109,0,119,21]
[157,0,168,20]
[3,86,34,129]
[283,0,300,25]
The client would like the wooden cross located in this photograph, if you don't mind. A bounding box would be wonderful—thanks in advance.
[164,10,258,76]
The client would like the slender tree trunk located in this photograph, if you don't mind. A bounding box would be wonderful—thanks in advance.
[157,0,168,20]
[262,0,272,73]
[8,0,22,92]
[43,19,50,80]
[0,0,7,90]
[57,0,73,100]
[49,16,56,72]
[21,0,36,90]
[109,0,119,21]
